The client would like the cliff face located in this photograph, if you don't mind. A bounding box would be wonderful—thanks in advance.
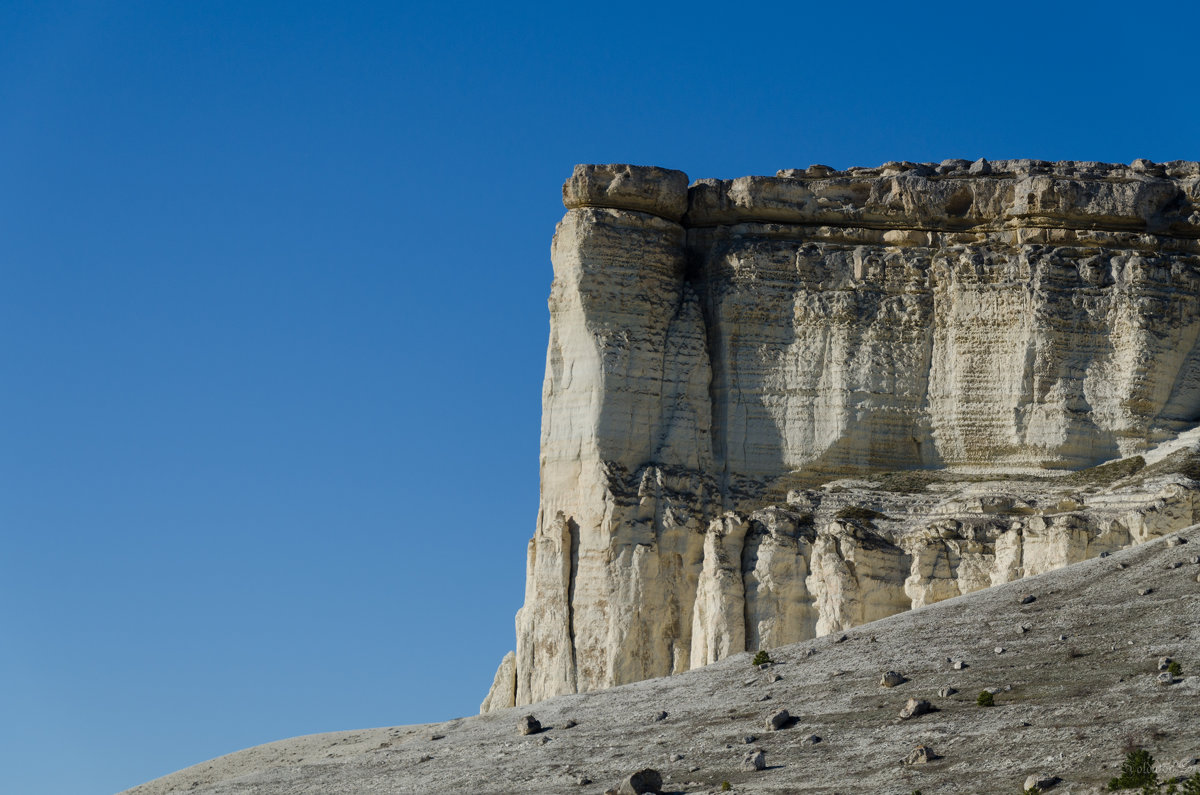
[485,160,1200,712]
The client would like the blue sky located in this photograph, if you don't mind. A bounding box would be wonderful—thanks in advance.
[2,2,1197,793]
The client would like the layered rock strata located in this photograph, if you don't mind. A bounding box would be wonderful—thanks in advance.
[484,160,1200,712]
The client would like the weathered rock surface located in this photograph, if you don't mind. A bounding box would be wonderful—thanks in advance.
[495,161,1200,710]
[122,527,1200,794]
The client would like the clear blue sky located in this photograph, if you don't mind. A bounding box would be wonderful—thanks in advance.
[1,2,1197,793]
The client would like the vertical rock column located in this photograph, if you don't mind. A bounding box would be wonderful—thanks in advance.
[509,165,716,707]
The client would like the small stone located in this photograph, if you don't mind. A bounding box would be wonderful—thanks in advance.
[757,663,772,671]
[765,708,791,731]
[899,698,933,720]
[938,686,957,697]
[905,744,937,765]
[1159,657,1173,671]
[1190,556,1200,564]
[1166,536,1187,547]
[969,157,992,175]
[767,672,782,683]
[1058,634,1067,641]
[953,660,968,670]
[1018,623,1031,633]
[429,734,445,741]
[800,734,821,746]
[1157,672,1174,685]
[576,776,592,786]
[652,710,668,722]
[617,768,662,795]
[1168,562,1183,569]
[1118,563,1129,569]
[880,670,907,687]
[1020,594,1037,604]
[563,719,578,728]
[537,736,550,745]
[995,647,1006,654]
[741,750,766,771]
[803,648,816,657]
[742,735,757,744]
[1025,774,1061,790]
[518,715,542,735]
[1139,588,1154,596]
[668,753,684,762]
[1181,757,1200,768]
[757,694,773,701]
[834,634,848,643]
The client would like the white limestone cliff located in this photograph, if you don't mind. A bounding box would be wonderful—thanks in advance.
[483,160,1200,712]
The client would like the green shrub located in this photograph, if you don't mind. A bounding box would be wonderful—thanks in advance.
[1182,772,1200,795]
[751,650,772,666]
[721,782,731,791]
[1108,749,1158,790]
[976,690,995,707]
[1167,660,1182,677]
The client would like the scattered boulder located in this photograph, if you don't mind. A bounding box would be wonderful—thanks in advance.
[518,715,542,735]
[668,753,683,762]
[767,672,782,683]
[1168,562,1183,569]
[800,734,821,746]
[1019,623,1031,633]
[1157,672,1175,685]
[899,698,933,719]
[576,775,592,786]
[905,745,937,764]
[995,647,1006,654]
[1167,537,1188,547]
[953,660,968,670]
[1021,595,1037,604]
[562,719,578,729]
[741,750,766,771]
[765,709,791,731]
[834,634,848,644]
[429,734,445,741]
[742,735,758,744]
[616,768,662,795]
[880,671,907,687]
[652,711,668,722]
[938,686,957,697]
[1025,773,1061,790]
[1159,657,1173,671]
[1139,588,1154,596]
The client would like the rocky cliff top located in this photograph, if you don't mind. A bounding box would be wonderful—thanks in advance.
[565,161,1200,236]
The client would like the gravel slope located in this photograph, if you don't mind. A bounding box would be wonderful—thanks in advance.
[122,526,1200,795]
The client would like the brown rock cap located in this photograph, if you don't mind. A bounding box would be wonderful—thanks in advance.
[563,164,689,222]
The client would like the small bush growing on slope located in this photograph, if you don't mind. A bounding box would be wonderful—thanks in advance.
[977,690,995,707]
[1167,660,1182,677]
[1108,749,1157,790]
[751,650,772,666]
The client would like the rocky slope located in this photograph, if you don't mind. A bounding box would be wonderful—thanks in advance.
[496,161,1200,710]
[122,525,1200,794]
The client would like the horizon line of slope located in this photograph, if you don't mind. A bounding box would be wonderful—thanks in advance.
[123,524,1200,795]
